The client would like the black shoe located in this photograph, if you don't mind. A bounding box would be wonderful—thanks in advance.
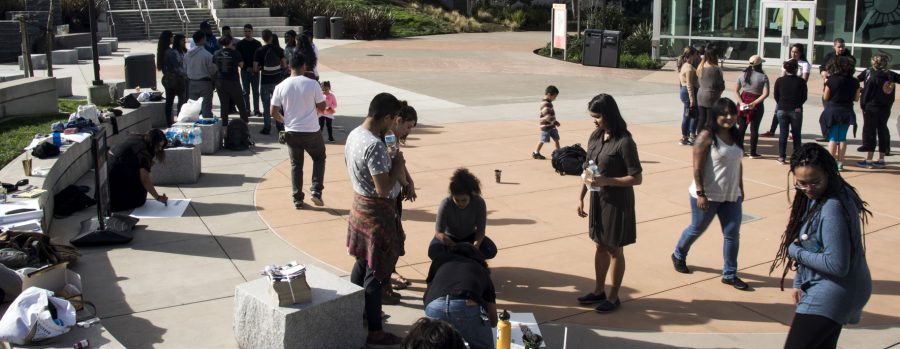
[254,111,262,117]
[595,298,620,313]
[722,276,750,290]
[532,152,546,160]
[294,201,304,209]
[328,138,335,143]
[577,292,606,304]
[310,193,324,206]
[671,254,690,274]
[857,146,875,152]
[259,129,271,135]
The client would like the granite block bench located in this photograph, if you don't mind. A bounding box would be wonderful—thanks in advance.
[150,146,201,185]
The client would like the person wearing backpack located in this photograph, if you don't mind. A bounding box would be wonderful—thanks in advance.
[271,50,326,209]
[254,29,287,135]
[213,36,249,127]
[855,53,898,169]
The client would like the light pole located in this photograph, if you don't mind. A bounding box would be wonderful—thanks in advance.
[88,0,103,85]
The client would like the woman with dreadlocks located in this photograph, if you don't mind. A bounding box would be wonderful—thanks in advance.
[771,143,871,349]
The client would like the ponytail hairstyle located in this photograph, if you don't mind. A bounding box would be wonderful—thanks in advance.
[769,143,871,290]
[871,53,890,72]
[742,62,764,86]
[156,30,173,71]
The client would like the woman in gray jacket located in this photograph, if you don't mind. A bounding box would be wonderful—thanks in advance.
[696,48,725,133]
[771,143,872,349]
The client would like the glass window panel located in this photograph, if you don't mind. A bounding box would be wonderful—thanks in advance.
[691,0,760,38]
[763,42,782,58]
[694,39,759,61]
[815,0,857,41]
[659,38,691,58]
[790,8,812,39]
[856,47,900,71]
[661,0,691,36]
[763,7,783,38]
[853,0,900,61]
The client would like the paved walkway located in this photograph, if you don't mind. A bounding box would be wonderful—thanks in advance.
[2,32,898,348]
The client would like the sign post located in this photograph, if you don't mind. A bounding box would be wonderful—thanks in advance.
[552,3,567,60]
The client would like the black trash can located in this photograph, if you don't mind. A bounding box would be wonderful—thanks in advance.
[599,30,621,68]
[313,16,328,39]
[124,53,156,89]
[330,17,343,39]
[581,29,603,67]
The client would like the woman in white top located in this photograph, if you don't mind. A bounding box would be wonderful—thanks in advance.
[671,97,749,291]
[764,43,811,137]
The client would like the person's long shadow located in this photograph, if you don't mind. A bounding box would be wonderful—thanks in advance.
[402,208,537,226]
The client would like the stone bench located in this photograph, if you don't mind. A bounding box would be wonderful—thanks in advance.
[0,77,58,120]
[75,46,93,60]
[56,76,72,97]
[97,41,112,56]
[100,38,118,52]
[233,266,367,349]
[18,53,47,70]
[174,121,222,154]
[51,49,78,64]
[150,146,201,185]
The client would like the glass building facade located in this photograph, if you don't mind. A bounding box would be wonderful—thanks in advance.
[655,0,900,70]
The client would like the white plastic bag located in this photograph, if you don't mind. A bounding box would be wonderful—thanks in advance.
[76,104,101,125]
[177,97,203,123]
[0,287,76,345]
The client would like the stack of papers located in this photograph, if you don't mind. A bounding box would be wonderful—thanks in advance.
[262,262,311,306]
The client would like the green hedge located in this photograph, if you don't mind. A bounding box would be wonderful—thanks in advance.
[264,0,393,40]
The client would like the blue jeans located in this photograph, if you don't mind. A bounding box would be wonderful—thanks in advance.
[260,83,280,132]
[679,86,697,137]
[674,195,742,279]
[425,296,494,349]
[777,110,803,159]
[240,68,260,114]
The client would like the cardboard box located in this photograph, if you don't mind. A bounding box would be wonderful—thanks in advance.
[21,262,83,309]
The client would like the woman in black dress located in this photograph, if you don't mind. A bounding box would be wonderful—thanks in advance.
[576,94,643,313]
[109,129,169,212]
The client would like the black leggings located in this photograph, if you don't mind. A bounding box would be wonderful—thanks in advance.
[351,257,385,332]
[861,107,891,154]
[319,116,334,139]
[784,313,842,349]
[697,106,715,131]
[739,104,765,155]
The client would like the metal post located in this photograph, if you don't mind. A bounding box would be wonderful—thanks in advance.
[88,0,103,85]
[46,1,54,77]
[18,16,33,78]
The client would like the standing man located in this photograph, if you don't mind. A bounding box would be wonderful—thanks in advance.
[213,36,249,126]
[345,92,407,347]
[200,20,220,54]
[185,30,217,119]
[254,29,287,135]
[816,38,856,141]
[221,25,232,38]
[237,24,262,117]
[271,51,327,209]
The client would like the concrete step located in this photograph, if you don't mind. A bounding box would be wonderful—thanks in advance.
[217,16,287,27]
[214,8,270,17]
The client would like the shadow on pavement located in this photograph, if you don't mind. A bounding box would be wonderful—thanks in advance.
[402,208,537,227]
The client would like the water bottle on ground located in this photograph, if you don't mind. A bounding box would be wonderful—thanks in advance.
[384,130,398,157]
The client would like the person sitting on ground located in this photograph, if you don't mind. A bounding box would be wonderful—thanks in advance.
[108,129,168,212]
[428,168,497,260]
[424,243,498,349]
[533,85,560,159]
[401,318,467,349]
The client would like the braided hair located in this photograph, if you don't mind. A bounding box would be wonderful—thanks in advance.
[769,143,871,289]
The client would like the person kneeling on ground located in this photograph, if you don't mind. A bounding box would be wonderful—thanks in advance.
[108,129,168,211]
[428,168,497,260]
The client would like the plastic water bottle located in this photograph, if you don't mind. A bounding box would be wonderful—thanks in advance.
[52,132,62,147]
[187,128,195,145]
[192,127,202,145]
[586,160,601,192]
[799,233,822,253]
[384,130,398,157]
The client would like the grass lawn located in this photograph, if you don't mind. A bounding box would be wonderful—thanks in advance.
[0,114,68,169]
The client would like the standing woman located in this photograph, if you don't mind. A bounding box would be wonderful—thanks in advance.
[158,31,187,126]
[735,55,770,158]
[855,53,897,168]
[773,59,808,165]
[576,94,643,313]
[771,143,871,349]
[677,46,700,145]
[671,98,748,290]
[764,44,810,138]
[821,57,860,171]
[283,30,297,68]
[297,34,319,81]
[696,48,725,140]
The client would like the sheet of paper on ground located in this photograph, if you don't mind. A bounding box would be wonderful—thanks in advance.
[492,312,546,348]
[130,199,191,218]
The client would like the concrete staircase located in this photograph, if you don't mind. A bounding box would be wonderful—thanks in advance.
[108,0,217,40]
[213,8,296,38]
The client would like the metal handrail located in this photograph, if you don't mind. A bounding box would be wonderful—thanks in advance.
[104,0,116,36]
[137,0,152,38]
[171,0,190,34]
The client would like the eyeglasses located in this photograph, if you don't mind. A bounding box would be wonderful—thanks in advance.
[794,181,822,191]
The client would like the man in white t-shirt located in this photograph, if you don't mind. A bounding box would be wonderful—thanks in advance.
[271,50,326,209]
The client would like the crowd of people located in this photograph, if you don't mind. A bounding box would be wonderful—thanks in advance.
[148,24,886,348]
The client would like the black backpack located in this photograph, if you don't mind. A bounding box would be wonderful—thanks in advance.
[551,144,587,176]
[225,119,253,150]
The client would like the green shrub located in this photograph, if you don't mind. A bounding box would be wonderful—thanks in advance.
[345,6,393,40]
[583,3,625,32]
[264,0,392,40]
[623,21,651,56]
[503,9,525,31]
[619,53,662,70]
[522,5,550,30]
[537,35,584,63]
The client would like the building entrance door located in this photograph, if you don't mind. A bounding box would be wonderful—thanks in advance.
[759,1,816,64]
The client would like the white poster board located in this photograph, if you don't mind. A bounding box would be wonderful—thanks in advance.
[552,3,567,58]
[130,199,191,218]
[492,312,546,348]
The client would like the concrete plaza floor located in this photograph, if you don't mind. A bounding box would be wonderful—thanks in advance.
[3,32,899,348]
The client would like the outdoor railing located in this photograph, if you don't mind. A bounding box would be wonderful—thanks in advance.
[136,0,152,38]
[171,0,190,34]
[104,0,116,36]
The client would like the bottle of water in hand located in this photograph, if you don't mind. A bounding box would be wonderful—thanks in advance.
[384,130,398,158]
[585,160,601,192]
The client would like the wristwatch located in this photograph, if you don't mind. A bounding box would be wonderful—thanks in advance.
[696,190,707,197]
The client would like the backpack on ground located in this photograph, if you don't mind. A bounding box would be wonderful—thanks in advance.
[551,144,587,176]
[225,119,253,150]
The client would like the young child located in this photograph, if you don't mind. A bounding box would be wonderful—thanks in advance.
[533,85,561,159]
[318,81,337,142]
